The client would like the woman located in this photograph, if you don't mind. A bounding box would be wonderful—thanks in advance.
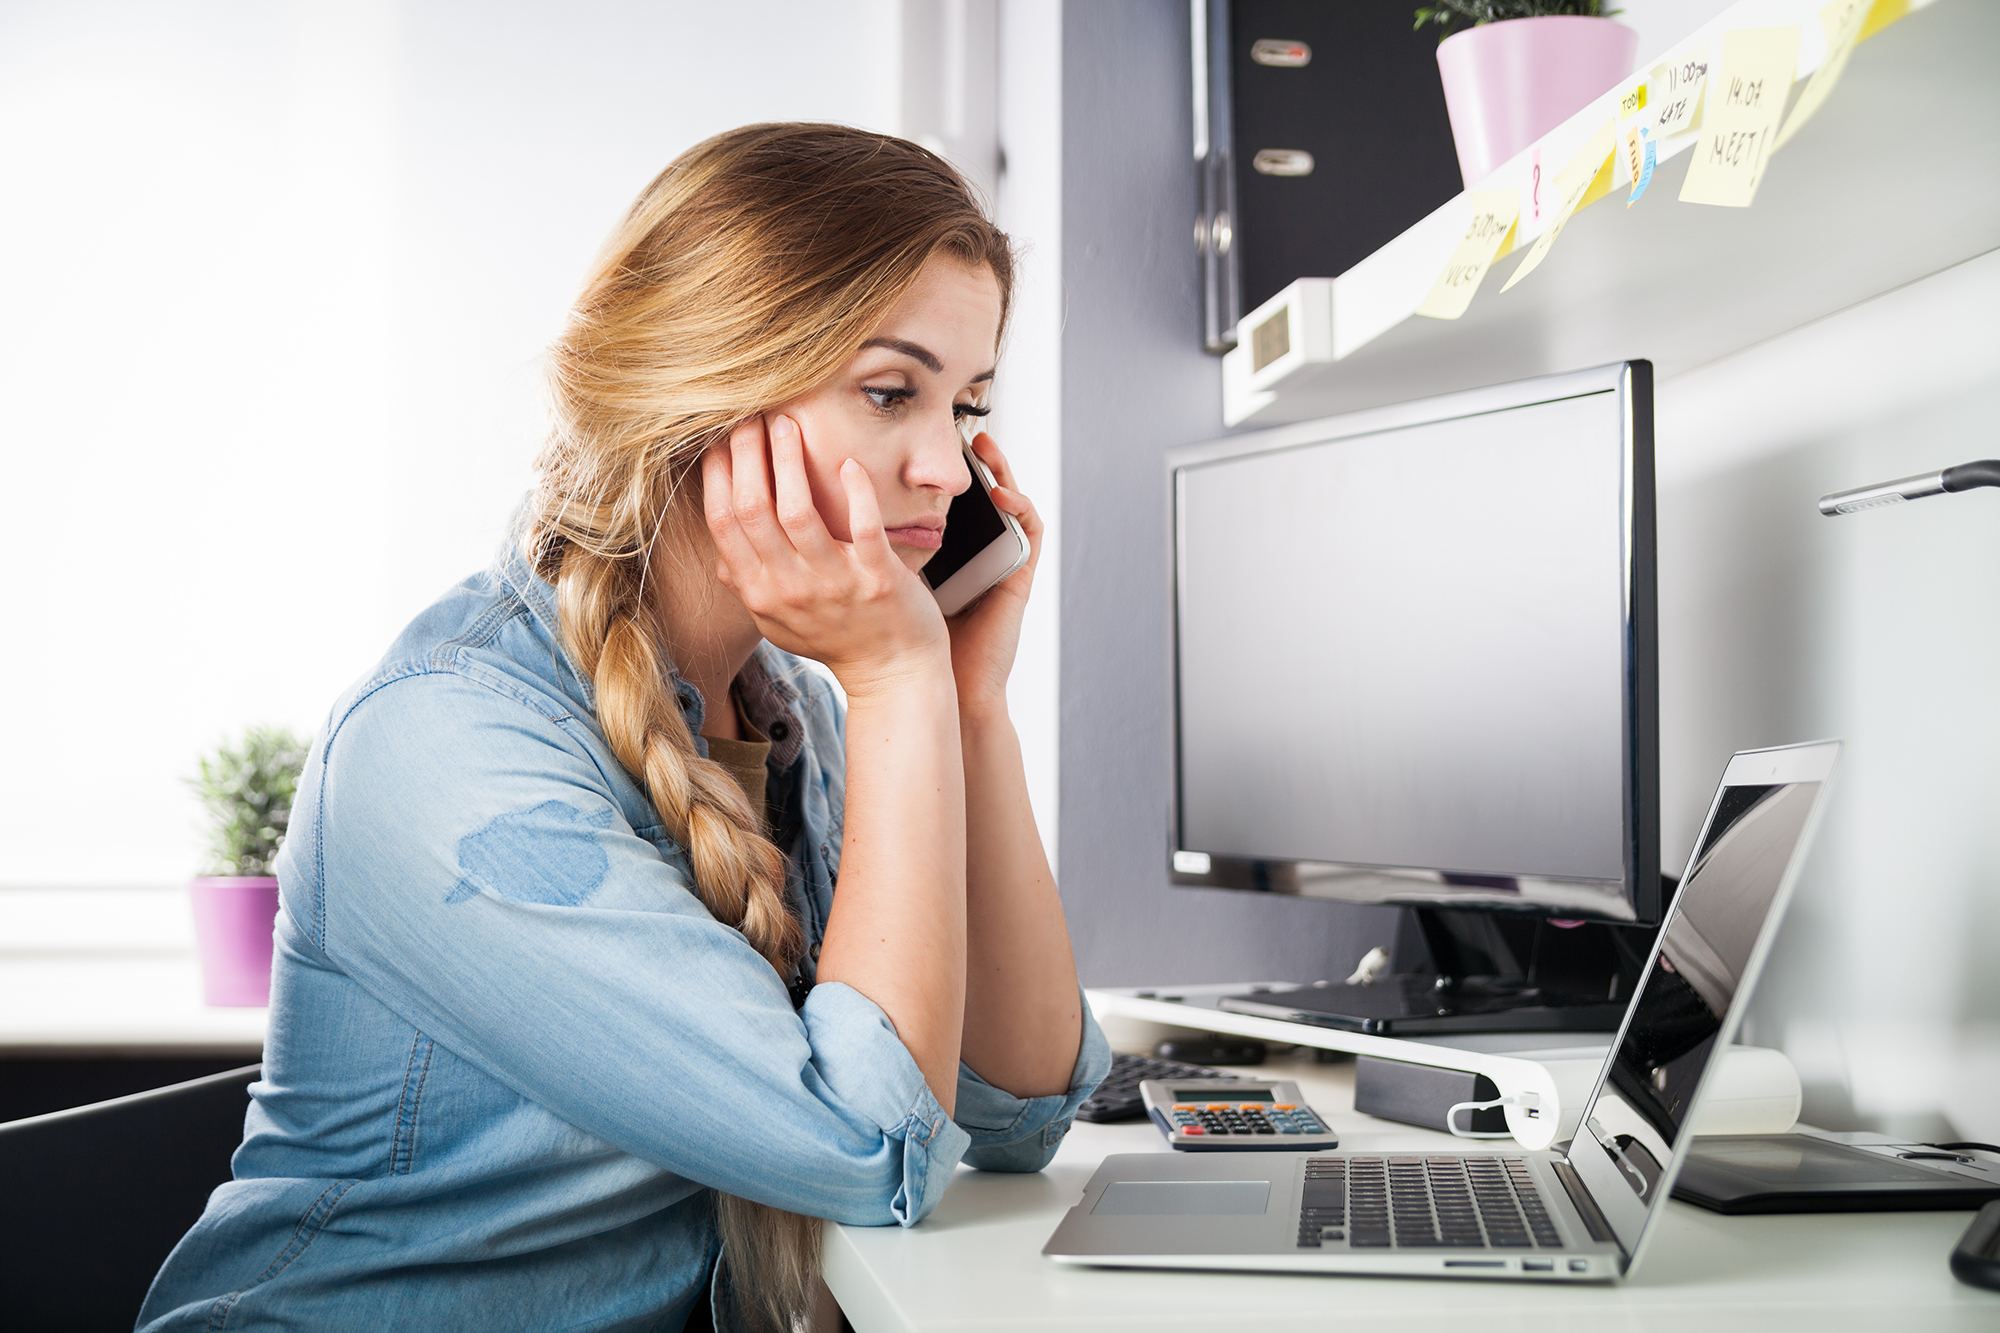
[139,124,1109,1333]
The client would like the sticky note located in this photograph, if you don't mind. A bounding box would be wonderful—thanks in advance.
[1678,28,1799,208]
[1649,50,1708,137]
[1416,190,1521,320]
[1774,0,1872,150]
[1626,127,1656,207]
[1500,119,1615,294]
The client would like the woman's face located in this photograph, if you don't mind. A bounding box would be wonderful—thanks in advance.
[773,254,1003,572]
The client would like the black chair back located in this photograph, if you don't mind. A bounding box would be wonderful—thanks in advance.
[0,1064,257,1332]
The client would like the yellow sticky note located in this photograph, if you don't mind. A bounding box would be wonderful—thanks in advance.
[1499,119,1615,294]
[1416,191,1521,321]
[1649,49,1708,137]
[1775,0,1872,150]
[1679,28,1799,208]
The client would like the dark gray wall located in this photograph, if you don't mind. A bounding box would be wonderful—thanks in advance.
[1057,0,1398,987]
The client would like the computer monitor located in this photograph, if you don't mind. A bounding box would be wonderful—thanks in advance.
[1168,362,1659,1034]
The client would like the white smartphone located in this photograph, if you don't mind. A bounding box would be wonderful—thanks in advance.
[924,444,1031,616]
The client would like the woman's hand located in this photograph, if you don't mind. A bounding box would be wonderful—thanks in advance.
[704,414,949,697]
[944,431,1042,721]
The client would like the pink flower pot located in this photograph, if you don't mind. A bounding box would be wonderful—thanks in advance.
[1436,16,1639,188]
[188,876,280,1006]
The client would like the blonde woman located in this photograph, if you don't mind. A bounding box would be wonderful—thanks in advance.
[139,124,1108,1333]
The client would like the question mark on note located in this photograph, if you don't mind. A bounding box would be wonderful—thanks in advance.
[1529,147,1543,225]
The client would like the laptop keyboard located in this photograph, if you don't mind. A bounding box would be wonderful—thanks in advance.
[1297,1155,1565,1249]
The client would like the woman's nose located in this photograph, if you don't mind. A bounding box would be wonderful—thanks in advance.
[907,411,972,497]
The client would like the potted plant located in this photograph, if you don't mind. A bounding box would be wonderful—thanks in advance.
[1416,1,1638,188]
[186,726,308,1006]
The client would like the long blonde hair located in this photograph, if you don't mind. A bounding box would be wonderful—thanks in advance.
[528,124,1012,1332]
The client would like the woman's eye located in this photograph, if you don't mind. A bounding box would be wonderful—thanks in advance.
[862,386,916,414]
[952,403,991,421]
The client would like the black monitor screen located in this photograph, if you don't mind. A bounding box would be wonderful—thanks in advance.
[1171,367,1654,922]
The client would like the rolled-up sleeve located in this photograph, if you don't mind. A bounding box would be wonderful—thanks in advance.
[799,983,970,1223]
[951,999,1112,1173]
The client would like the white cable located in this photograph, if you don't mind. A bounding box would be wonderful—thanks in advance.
[1445,1096,1521,1139]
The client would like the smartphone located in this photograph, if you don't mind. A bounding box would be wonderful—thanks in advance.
[924,444,1031,616]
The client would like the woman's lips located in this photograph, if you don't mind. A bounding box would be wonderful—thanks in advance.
[884,521,944,551]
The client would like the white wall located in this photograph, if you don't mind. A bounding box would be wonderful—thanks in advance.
[994,0,1064,862]
[0,0,959,886]
[1654,249,2000,1142]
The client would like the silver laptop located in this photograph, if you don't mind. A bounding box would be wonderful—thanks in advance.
[1046,740,1840,1282]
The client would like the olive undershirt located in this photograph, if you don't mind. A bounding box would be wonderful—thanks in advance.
[702,689,771,831]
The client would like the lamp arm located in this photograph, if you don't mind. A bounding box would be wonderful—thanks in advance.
[1819,459,2000,516]
[1943,459,2000,493]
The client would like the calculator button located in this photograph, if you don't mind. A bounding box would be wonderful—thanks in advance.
[1182,1126,1205,1135]
[1273,1104,1297,1111]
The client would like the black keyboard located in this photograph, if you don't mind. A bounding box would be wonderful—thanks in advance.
[1297,1155,1565,1249]
[1076,1051,1236,1123]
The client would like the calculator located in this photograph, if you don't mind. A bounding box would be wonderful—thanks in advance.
[1140,1077,1340,1151]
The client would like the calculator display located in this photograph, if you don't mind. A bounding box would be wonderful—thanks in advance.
[1176,1087,1273,1102]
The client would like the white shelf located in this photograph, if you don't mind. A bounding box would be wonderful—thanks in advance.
[1223,0,1998,426]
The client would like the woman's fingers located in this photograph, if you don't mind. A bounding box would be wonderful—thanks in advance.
[840,459,898,574]
[970,431,1042,546]
[702,443,763,583]
[728,415,794,564]
[969,430,1016,491]
[767,415,839,562]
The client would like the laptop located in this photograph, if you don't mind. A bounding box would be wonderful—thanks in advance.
[1045,740,1841,1282]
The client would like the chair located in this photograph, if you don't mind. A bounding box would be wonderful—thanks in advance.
[0,1064,257,1332]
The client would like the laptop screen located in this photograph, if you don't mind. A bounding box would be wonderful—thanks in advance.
[1568,741,1837,1263]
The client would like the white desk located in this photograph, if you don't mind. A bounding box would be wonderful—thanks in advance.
[825,1051,1999,1332]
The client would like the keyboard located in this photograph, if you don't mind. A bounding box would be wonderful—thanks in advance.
[1297,1155,1565,1250]
[1077,1051,1236,1123]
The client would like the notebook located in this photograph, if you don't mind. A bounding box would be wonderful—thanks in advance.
[1045,740,1840,1281]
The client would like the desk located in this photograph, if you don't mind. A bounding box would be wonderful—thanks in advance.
[825,1050,1998,1332]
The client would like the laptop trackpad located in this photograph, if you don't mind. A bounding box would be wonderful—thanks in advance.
[1091,1181,1271,1216]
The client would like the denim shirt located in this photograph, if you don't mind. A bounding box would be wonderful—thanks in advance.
[138,541,1110,1333]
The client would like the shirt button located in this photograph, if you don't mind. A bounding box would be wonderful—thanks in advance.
[810,942,822,960]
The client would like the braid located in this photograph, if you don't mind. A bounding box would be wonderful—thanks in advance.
[555,544,801,973]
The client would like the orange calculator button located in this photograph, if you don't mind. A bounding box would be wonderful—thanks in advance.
[1182,1126,1205,1134]
[1273,1104,1298,1111]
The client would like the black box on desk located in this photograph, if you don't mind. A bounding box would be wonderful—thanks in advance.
[1354,1056,1507,1135]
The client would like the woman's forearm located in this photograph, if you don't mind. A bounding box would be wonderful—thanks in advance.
[958,704,1083,1098]
[814,657,967,1114]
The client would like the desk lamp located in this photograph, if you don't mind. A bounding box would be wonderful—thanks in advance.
[1818,459,2000,515]
[1816,454,2000,1291]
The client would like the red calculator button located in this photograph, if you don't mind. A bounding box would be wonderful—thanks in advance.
[1182,1126,1205,1135]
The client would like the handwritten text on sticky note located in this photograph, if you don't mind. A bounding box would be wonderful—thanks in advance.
[1649,52,1708,136]
[1679,28,1798,208]
[1416,191,1521,321]
[1500,119,1616,293]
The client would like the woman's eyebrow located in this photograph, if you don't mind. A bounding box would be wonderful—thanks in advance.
[860,336,996,387]
[861,337,943,373]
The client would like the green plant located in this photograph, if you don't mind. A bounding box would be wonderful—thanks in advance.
[1415,0,1619,39]
[188,726,310,877]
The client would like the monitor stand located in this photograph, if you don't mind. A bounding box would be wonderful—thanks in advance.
[1217,907,1660,1037]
